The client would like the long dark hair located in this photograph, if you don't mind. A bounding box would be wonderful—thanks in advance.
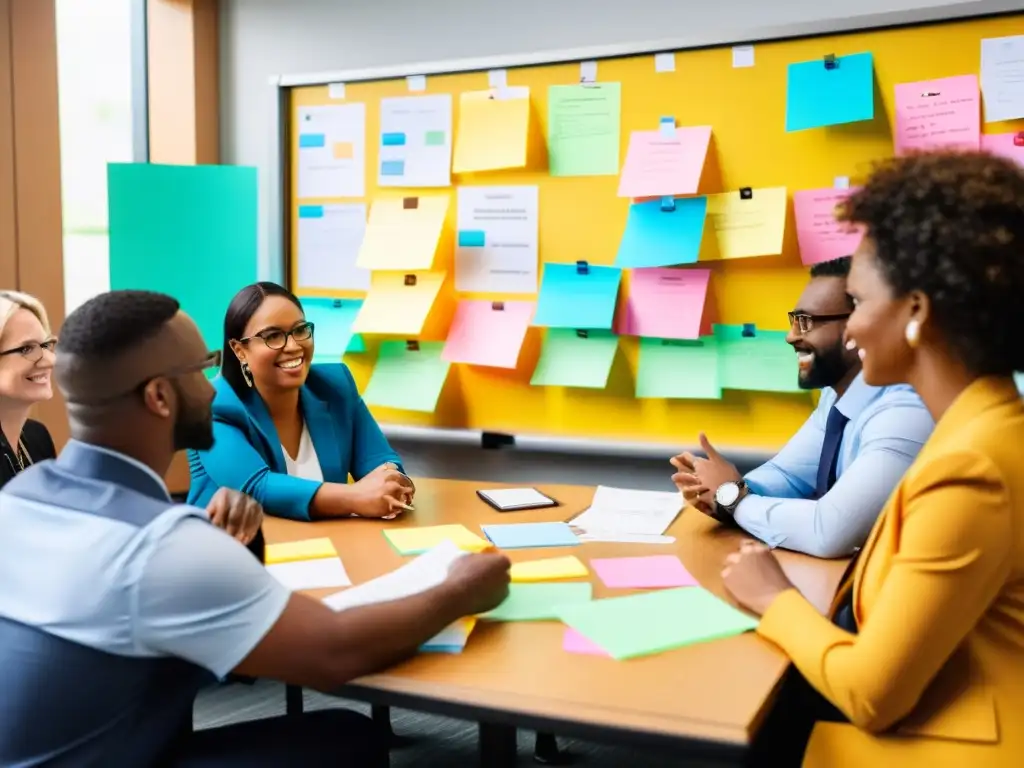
[221,282,305,396]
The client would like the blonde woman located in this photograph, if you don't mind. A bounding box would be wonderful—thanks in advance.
[0,291,56,488]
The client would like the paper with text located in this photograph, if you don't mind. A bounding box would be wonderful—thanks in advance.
[301,297,365,362]
[352,271,446,335]
[297,204,370,291]
[296,104,366,198]
[981,35,1024,123]
[455,186,539,293]
[981,132,1024,167]
[569,486,682,537]
[715,324,801,393]
[895,75,980,155]
[267,557,351,591]
[618,267,710,340]
[705,187,787,260]
[378,95,452,187]
[442,300,534,369]
[617,126,711,198]
[530,329,619,389]
[636,338,722,400]
[785,52,874,132]
[547,83,621,177]
[615,197,707,268]
[363,341,451,412]
[356,196,448,270]
[532,264,622,329]
[453,87,531,173]
[793,188,863,266]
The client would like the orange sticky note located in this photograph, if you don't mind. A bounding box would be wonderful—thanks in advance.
[333,141,354,159]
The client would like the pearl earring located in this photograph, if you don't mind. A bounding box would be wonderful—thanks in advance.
[904,319,921,348]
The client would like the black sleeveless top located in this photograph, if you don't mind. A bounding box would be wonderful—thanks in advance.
[0,419,56,490]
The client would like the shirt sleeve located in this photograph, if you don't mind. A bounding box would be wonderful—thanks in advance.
[133,516,291,679]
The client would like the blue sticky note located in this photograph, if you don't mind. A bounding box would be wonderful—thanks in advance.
[1014,372,1024,394]
[298,205,324,219]
[380,160,405,176]
[382,132,407,146]
[457,230,486,247]
[615,197,707,268]
[299,133,327,148]
[532,264,622,330]
[786,52,874,132]
[481,522,580,549]
[301,297,363,361]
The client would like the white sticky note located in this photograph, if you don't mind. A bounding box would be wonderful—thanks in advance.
[834,176,850,190]
[407,74,427,92]
[328,82,346,100]
[580,60,598,83]
[655,52,676,73]
[732,45,755,68]
[488,69,508,89]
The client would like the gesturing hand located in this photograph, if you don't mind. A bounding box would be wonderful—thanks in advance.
[721,540,795,616]
[206,487,264,545]
[445,551,512,616]
[349,468,413,518]
[672,433,742,517]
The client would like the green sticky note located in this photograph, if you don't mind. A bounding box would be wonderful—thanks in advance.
[530,329,619,389]
[108,164,258,353]
[424,130,446,146]
[547,83,621,177]
[363,341,451,412]
[714,324,802,394]
[346,334,366,354]
[557,588,758,660]
[481,583,593,622]
[636,338,722,399]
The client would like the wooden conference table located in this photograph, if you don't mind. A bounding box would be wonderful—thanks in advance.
[262,478,848,766]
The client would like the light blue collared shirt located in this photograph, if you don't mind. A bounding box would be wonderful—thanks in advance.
[735,373,934,558]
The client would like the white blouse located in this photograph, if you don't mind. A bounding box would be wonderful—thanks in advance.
[282,423,324,482]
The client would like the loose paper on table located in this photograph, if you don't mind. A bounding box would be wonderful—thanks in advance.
[617,267,710,340]
[267,557,351,591]
[569,486,682,537]
[296,204,370,292]
[422,618,477,654]
[481,522,580,549]
[510,555,589,583]
[455,186,539,294]
[705,187,787,260]
[453,87,531,173]
[982,132,1024,167]
[547,83,621,177]
[980,35,1024,123]
[636,338,722,400]
[481,582,593,622]
[614,197,707,268]
[715,324,802,393]
[266,537,338,565]
[792,188,863,266]
[532,264,622,329]
[591,555,697,589]
[785,52,874,132]
[363,341,452,413]
[442,300,534,369]
[383,524,491,556]
[617,126,711,198]
[296,104,366,198]
[530,329,619,389]
[356,196,448,270]
[894,75,980,155]
[352,271,445,336]
[378,94,453,188]
[301,297,365,362]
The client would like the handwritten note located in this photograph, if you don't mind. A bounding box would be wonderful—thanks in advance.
[532,263,622,329]
[894,75,981,155]
[530,329,619,389]
[793,188,863,266]
[617,267,710,340]
[617,126,711,198]
[441,300,534,369]
[547,83,621,177]
[614,197,707,268]
[356,196,448,270]
[352,271,445,336]
[363,341,451,413]
[785,52,875,132]
[981,35,1024,123]
[981,132,1024,167]
[705,187,787,260]
[453,87,531,172]
[636,338,722,400]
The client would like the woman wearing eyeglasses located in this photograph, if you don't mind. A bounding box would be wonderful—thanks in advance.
[0,291,57,489]
[187,281,413,521]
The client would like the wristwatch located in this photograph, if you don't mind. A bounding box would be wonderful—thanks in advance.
[714,480,747,521]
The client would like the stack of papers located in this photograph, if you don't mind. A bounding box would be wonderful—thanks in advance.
[384,524,491,555]
[265,537,351,591]
[569,486,682,543]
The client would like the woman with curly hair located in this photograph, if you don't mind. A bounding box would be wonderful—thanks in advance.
[721,151,1024,767]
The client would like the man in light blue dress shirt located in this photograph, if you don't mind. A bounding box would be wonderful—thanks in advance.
[672,257,934,558]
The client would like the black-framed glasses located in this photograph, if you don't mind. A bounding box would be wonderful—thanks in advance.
[0,339,57,361]
[238,322,314,350]
[73,350,222,406]
[787,312,851,335]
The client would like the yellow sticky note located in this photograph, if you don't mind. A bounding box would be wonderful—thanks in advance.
[333,141,354,159]
[384,524,491,555]
[511,556,589,583]
[705,186,788,260]
[356,196,448,270]
[265,537,338,565]
[352,270,446,336]
[453,87,530,173]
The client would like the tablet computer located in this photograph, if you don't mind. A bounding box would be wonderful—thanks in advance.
[476,488,559,512]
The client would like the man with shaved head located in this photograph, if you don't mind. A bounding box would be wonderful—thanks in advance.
[0,290,511,767]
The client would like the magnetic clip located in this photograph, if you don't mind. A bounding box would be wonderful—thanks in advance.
[404,274,417,286]
[491,301,505,311]
[659,116,676,138]
[402,197,419,210]
[739,187,753,200]
[406,340,420,351]
[331,299,343,308]
[576,260,589,275]
[660,196,677,212]
[575,329,589,339]
[823,53,838,70]
[741,323,756,338]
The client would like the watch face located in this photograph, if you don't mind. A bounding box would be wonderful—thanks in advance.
[716,482,740,507]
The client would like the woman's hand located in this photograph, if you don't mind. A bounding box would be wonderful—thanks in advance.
[721,540,796,616]
[348,467,413,518]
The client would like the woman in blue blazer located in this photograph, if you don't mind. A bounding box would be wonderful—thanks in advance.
[187,282,413,521]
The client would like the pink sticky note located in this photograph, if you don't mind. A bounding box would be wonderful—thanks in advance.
[441,300,534,369]
[617,126,712,198]
[616,267,710,340]
[591,555,698,589]
[981,132,1024,168]
[563,627,610,656]
[793,188,865,266]
[894,75,981,156]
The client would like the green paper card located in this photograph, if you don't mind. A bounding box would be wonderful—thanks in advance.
[636,338,722,399]
[481,583,593,622]
[714,324,802,394]
[556,587,758,660]
[531,329,619,389]
[547,83,621,177]
[363,341,451,412]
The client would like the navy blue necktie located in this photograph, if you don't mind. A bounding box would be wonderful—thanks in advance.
[815,405,849,498]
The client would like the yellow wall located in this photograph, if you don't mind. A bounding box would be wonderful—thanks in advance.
[288,14,1024,451]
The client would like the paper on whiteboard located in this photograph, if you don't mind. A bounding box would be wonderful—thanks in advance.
[297,203,370,291]
[296,104,366,198]
[981,35,1024,123]
[569,486,682,537]
[378,95,453,188]
[455,185,539,293]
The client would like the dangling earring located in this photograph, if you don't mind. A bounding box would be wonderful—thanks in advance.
[241,362,254,388]
[904,319,921,349]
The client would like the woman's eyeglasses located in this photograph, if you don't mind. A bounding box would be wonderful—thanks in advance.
[0,339,57,361]
[239,322,314,350]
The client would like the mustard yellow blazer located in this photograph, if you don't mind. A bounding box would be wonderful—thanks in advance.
[758,376,1024,767]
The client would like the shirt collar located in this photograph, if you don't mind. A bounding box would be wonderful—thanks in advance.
[831,372,881,421]
[57,440,172,502]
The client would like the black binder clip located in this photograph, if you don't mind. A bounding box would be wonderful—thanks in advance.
[575,329,589,339]
[404,274,417,286]
[402,197,419,210]
[660,196,676,212]
[491,301,505,311]
[576,260,589,275]
[742,323,756,338]
[823,54,838,70]
[406,340,420,351]
[740,187,753,200]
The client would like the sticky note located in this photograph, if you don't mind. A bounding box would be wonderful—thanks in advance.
[363,341,451,413]
[981,35,1024,123]
[356,196,448,270]
[615,198,707,268]
[705,187,787,260]
[424,130,446,146]
[579,61,598,83]
[511,556,589,583]
[299,133,327,148]
[532,263,622,329]
[453,87,530,173]
[481,522,580,549]
[894,75,981,156]
[384,524,490,556]
[548,83,621,177]
[591,555,698,589]
[442,300,534,369]
[298,205,324,218]
[982,132,1024,167]
[557,588,757,660]
[352,271,445,336]
[481,583,593,622]
[785,52,874,132]
[457,230,486,247]
[793,188,864,266]
[407,74,426,92]
[618,126,711,199]
[265,537,338,565]
[328,82,346,100]
[300,297,363,362]
[563,627,610,656]
[531,329,619,389]
[333,142,354,159]
[382,133,407,146]
[618,267,710,340]
[380,160,405,176]
[421,618,477,654]
[636,338,722,400]
[715,324,801,393]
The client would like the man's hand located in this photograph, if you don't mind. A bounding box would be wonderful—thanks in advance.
[690,433,743,512]
[206,487,264,545]
[349,468,414,518]
[444,552,512,616]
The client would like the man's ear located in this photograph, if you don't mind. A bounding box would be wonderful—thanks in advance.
[140,378,174,419]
